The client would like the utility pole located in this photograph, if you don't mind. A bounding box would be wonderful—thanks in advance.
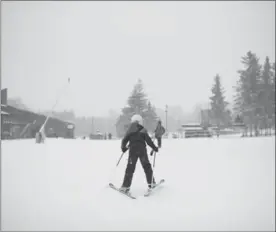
[92,117,94,134]
[165,105,168,132]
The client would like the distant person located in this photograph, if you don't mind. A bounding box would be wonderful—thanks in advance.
[119,114,159,194]
[216,126,220,138]
[108,132,112,140]
[35,130,45,143]
[154,119,166,148]
[36,132,42,142]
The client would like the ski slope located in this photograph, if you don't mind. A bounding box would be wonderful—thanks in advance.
[1,136,275,231]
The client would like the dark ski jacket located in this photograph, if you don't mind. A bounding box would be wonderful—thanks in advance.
[121,122,158,153]
[154,123,165,138]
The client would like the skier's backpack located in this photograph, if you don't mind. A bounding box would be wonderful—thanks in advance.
[155,125,165,137]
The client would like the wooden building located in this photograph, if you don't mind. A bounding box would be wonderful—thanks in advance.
[1,88,75,140]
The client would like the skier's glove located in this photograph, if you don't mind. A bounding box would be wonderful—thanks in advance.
[150,147,158,156]
[121,146,128,153]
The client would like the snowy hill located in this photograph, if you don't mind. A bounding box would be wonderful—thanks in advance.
[2,137,275,231]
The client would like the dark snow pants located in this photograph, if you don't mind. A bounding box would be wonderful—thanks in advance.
[122,147,155,188]
[156,137,162,148]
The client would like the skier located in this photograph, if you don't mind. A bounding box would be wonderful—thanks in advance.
[154,119,166,148]
[35,130,45,143]
[119,114,159,193]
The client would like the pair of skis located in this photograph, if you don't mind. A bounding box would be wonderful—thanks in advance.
[109,179,165,199]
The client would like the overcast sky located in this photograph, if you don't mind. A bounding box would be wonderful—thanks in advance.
[1,1,275,117]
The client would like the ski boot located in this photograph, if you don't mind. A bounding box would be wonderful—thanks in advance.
[148,182,157,190]
[119,186,130,194]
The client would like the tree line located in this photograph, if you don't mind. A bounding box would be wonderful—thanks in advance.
[9,50,275,138]
[208,51,275,136]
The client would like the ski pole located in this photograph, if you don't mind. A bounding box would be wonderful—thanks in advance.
[116,144,130,166]
[116,150,126,167]
[150,137,156,156]
[150,151,157,187]
[109,147,128,184]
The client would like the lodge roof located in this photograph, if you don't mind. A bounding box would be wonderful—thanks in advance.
[1,104,74,126]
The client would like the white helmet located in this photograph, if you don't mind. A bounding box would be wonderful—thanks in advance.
[131,114,143,125]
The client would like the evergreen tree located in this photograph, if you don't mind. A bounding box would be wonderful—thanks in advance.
[115,114,130,138]
[143,101,158,133]
[209,74,229,128]
[233,51,262,135]
[258,56,274,133]
[127,79,148,114]
[116,79,158,137]
[233,80,244,116]
[271,62,275,128]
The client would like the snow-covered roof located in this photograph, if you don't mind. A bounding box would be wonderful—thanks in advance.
[182,122,201,128]
[183,127,204,131]
[182,122,201,125]
[1,110,9,115]
[65,120,74,125]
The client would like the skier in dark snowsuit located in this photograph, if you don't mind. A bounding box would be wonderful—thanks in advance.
[154,119,166,148]
[120,114,159,193]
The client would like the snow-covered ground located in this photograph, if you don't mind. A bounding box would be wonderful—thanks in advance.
[1,137,275,231]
